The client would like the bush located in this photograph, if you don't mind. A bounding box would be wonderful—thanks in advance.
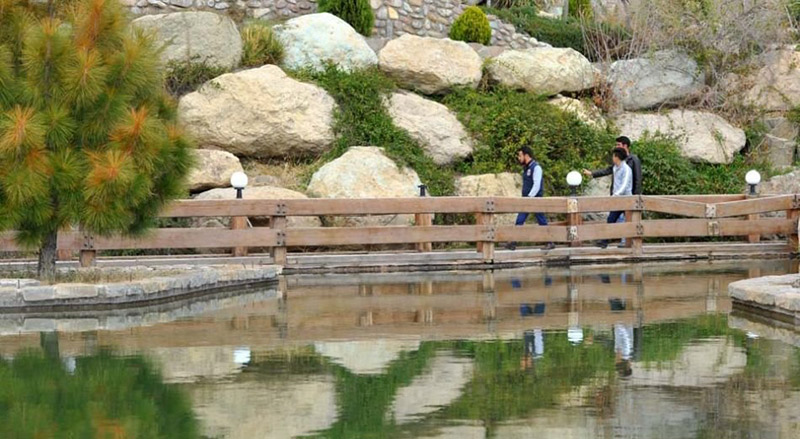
[443,87,614,196]
[297,67,454,196]
[568,0,592,20]
[241,20,284,68]
[450,6,492,45]
[165,58,229,97]
[318,0,374,36]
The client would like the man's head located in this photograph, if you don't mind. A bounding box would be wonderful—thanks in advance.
[616,136,632,152]
[612,147,628,166]
[516,146,533,165]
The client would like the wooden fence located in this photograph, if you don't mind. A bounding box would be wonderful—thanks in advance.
[1,194,798,267]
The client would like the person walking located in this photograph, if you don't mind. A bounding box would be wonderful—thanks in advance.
[582,136,642,196]
[506,146,555,251]
[597,148,632,249]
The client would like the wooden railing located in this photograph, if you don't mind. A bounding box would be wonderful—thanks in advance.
[1,194,798,267]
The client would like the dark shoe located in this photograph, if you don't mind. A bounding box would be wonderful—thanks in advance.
[543,242,555,251]
[597,241,608,249]
[504,242,517,251]
[617,243,627,249]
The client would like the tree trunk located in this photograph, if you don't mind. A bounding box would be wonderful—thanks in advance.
[38,229,58,281]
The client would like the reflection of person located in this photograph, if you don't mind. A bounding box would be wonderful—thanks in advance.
[614,323,634,377]
[521,328,544,370]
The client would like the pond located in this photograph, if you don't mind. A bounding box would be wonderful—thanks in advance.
[1,259,799,438]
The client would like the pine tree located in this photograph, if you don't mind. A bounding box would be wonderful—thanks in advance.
[0,0,194,280]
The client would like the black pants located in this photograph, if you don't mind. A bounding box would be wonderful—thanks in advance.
[599,211,625,245]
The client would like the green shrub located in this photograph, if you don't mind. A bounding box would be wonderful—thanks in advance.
[241,20,284,68]
[165,58,229,97]
[443,87,614,196]
[450,6,492,45]
[297,66,454,196]
[569,0,593,20]
[318,0,375,36]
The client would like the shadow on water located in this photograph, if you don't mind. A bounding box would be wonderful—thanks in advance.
[1,259,800,438]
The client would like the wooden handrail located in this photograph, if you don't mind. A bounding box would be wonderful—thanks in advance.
[0,194,797,267]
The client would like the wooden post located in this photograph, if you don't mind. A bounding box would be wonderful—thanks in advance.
[270,215,287,265]
[415,212,433,252]
[747,213,761,243]
[788,199,800,253]
[630,210,643,256]
[231,216,248,257]
[567,198,581,247]
[57,249,73,261]
[79,250,96,268]
[475,212,484,253]
[479,213,495,262]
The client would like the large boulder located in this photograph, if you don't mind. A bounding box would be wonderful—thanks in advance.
[740,47,800,112]
[187,149,243,193]
[486,48,595,96]
[615,110,746,164]
[178,65,336,159]
[192,185,322,229]
[762,170,800,195]
[548,95,607,129]
[607,51,703,111]
[131,12,242,69]
[307,147,422,227]
[274,13,377,73]
[759,116,799,169]
[454,173,520,225]
[378,35,482,95]
[387,92,473,166]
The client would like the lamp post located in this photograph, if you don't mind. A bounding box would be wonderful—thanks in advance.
[418,184,428,197]
[745,170,761,197]
[566,171,583,197]
[230,171,249,199]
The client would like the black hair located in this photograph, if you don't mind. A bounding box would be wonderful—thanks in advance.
[612,147,628,161]
[616,136,632,148]
[517,146,533,158]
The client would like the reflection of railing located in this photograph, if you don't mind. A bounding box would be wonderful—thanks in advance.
[1,194,798,267]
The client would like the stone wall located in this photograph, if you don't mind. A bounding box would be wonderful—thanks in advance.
[125,0,543,49]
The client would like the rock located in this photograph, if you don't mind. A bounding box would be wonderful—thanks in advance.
[387,92,473,165]
[306,147,422,227]
[178,65,336,159]
[741,47,800,112]
[607,51,703,111]
[131,12,242,69]
[378,34,482,94]
[762,134,796,169]
[614,110,746,164]
[468,43,507,60]
[274,13,378,73]
[582,177,611,221]
[365,37,389,53]
[762,169,800,195]
[486,48,595,96]
[188,149,244,192]
[763,116,799,141]
[548,95,607,129]
[192,186,322,229]
[454,173,520,225]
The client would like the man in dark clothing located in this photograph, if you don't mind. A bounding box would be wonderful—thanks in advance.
[505,146,555,251]
[582,136,643,195]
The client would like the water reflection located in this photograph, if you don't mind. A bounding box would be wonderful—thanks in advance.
[0,260,799,438]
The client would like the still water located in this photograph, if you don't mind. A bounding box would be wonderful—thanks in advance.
[1,260,800,438]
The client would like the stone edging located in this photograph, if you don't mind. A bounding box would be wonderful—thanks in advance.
[0,265,281,310]
[728,274,800,325]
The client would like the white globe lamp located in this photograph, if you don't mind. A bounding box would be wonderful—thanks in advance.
[230,171,249,199]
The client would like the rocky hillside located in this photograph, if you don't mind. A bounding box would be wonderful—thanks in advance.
[130,1,800,228]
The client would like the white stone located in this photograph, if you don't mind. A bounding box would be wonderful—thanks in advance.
[274,13,378,73]
[607,50,703,111]
[178,65,336,159]
[387,92,473,165]
[131,12,243,69]
[741,46,800,112]
[614,110,746,164]
[548,95,607,129]
[188,149,244,192]
[486,47,595,96]
[378,34,482,94]
[454,173,520,225]
[307,147,422,226]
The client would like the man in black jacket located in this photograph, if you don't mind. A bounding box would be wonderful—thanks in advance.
[582,136,642,195]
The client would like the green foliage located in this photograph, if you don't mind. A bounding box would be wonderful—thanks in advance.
[449,6,492,45]
[569,0,593,20]
[483,6,630,60]
[240,20,284,68]
[791,1,800,27]
[165,57,229,97]
[0,350,198,438]
[443,87,613,195]
[0,0,195,272]
[318,0,375,36]
[297,66,454,196]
